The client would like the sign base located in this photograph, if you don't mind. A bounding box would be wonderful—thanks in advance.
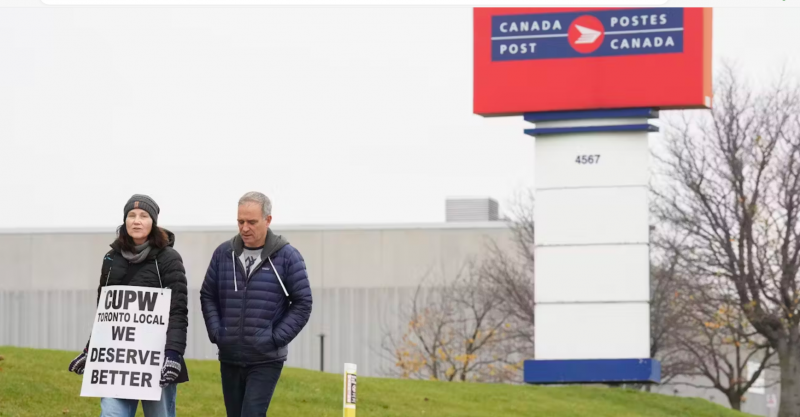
[523,358,661,385]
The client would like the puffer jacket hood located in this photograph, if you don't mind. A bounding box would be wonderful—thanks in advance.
[230,228,288,260]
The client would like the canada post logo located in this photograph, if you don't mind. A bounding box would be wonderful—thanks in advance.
[491,8,684,62]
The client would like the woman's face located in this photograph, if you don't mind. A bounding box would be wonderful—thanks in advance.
[126,209,153,244]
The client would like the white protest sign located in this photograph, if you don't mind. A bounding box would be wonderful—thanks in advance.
[81,285,171,401]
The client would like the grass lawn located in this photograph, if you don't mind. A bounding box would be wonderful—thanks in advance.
[0,346,750,417]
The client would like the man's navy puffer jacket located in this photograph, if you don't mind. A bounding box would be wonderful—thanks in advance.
[200,229,312,365]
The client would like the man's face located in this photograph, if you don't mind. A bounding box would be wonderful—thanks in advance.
[237,202,271,248]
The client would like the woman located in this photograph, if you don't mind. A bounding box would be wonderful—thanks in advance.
[68,194,190,417]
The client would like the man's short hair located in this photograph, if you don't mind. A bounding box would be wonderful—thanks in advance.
[238,191,272,218]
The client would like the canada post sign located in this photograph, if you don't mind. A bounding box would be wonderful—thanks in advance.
[473,7,713,116]
[492,9,683,62]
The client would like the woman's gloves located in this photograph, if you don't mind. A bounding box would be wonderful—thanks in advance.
[68,348,88,375]
[160,350,182,387]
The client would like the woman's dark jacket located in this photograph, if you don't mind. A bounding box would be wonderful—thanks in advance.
[94,228,190,384]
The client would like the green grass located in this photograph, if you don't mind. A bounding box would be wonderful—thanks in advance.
[0,346,749,417]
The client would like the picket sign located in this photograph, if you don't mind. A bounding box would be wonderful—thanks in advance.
[81,285,171,401]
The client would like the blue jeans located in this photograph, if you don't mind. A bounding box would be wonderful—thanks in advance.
[99,384,177,417]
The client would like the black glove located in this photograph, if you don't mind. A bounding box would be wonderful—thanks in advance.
[160,350,182,387]
[68,348,88,375]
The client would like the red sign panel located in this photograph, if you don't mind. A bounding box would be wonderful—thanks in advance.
[473,7,712,116]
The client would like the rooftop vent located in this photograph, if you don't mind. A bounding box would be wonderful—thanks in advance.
[446,198,499,222]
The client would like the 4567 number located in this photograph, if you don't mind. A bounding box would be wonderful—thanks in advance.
[575,154,601,164]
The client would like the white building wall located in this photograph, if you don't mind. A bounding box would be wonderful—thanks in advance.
[0,222,514,378]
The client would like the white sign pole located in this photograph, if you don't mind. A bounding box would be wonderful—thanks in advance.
[533,116,652,361]
[81,285,171,401]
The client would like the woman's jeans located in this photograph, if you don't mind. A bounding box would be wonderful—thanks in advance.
[99,383,177,417]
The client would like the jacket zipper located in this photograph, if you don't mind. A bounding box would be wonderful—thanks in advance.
[235,251,273,358]
[235,256,248,347]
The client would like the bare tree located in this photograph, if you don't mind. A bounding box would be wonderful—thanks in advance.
[654,64,800,416]
[381,264,527,383]
[665,256,777,411]
[649,235,694,387]
[380,192,536,383]
[478,190,536,348]
[676,299,775,410]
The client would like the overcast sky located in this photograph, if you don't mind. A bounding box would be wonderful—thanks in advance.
[1,6,798,229]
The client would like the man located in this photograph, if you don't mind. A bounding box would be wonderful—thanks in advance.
[200,191,312,416]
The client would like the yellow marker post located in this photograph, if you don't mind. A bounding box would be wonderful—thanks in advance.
[343,363,357,417]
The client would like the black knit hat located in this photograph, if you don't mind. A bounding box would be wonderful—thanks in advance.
[124,194,160,224]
